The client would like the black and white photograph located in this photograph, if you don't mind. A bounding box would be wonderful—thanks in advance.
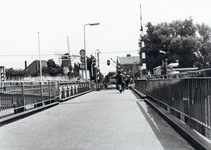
[0,0,211,149]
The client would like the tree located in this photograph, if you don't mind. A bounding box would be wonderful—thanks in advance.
[43,59,62,76]
[5,68,28,80]
[195,23,211,68]
[71,63,80,77]
[141,17,210,73]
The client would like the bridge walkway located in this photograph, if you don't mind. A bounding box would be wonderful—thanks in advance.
[0,89,194,150]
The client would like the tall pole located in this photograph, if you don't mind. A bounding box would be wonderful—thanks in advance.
[83,23,100,81]
[83,24,88,80]
[139,4,146,79]
[38,32,43,103]
[38,32,42,81]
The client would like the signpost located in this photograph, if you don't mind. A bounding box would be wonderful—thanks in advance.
[79,49,86,80]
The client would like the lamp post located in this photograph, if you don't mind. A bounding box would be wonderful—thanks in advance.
[38,32,43,103]
[38,32,42,81]
[83,23,100,80]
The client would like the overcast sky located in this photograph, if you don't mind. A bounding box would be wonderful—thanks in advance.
[0,0,210,75]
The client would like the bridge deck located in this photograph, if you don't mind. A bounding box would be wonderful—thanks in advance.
[0,89,194,150]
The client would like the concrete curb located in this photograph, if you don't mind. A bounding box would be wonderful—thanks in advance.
[0,102,59,127]
[131,87,211,150]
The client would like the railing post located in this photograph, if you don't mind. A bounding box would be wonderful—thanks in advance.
[21,82,25,111]
[61,86,65,99]
[205,79,211,139]
[66,85,70,97]
[40,82,44,104]
[188,78,192,126]
[207,95,211,139]
[57,81,60,102]
[48,81,51,100]
[75,84,77,94]
[0,82,2,112]
[71,85,73,95]
[167,78,171,113]
[208,80,211,127]
[78,83,81,93]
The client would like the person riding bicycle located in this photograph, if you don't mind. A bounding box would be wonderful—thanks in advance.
[115,70,124,91]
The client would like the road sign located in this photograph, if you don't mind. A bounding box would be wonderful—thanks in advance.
[80,49,85,63]
[79,49,85,56]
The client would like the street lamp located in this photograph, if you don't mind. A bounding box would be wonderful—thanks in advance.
[38,32,42,81]
[83,23,100,80]
[38,32,43,103]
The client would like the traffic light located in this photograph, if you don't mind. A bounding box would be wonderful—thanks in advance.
[107,60,110,66]
[1,73,5,81]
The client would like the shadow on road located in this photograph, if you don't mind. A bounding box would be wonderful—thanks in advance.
[135,97,194,150]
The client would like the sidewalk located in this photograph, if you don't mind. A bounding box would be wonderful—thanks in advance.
[0,90,194,150]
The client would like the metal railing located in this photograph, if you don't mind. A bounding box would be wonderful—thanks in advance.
[0,81,59,113]
[0,81,90,115]
[135,69,211,139]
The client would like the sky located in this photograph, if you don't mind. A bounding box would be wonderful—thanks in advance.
[0,0,211,75]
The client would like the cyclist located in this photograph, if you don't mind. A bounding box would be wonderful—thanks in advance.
[115,70,124,91]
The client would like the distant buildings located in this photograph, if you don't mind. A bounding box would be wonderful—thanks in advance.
[24,60,47,75]
[61,53,71,69]
[116,54,140,80]
[24,53,72,76]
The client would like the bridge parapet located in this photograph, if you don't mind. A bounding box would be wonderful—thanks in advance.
[135,76,211,140]
[0,81,90,117]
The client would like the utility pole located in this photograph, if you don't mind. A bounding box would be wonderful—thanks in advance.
[38,32,43,103]
[139,4,146,79]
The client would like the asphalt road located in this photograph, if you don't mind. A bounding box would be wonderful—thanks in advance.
[0,89,194,150]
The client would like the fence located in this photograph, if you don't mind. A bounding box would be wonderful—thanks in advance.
[135,73,211,140]
[0,81,90,115]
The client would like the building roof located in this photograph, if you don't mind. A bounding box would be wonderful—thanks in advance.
[25,60,47,71]
[118,56,140,65]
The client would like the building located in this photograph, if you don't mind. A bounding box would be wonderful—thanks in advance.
[61,53,71,69]
[116,54,140,80]
[25,60,47,75]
